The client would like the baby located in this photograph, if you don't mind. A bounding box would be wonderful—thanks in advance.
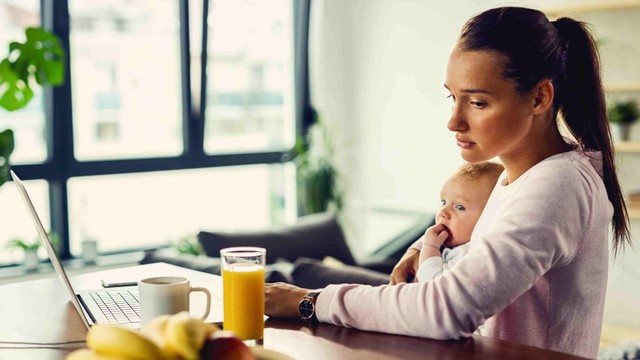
[417,161,504,282]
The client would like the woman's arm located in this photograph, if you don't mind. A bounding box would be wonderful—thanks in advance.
[313,165,592,339]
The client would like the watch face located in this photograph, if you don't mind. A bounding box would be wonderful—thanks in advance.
[299,299,315,320]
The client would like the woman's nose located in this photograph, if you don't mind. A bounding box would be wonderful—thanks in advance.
[447,104,467,132]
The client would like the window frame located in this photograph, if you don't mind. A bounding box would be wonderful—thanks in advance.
[9,0,312,260]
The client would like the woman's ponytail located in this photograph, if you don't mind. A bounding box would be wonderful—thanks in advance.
[554,18,630,255]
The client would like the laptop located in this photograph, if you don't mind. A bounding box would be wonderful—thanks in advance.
[10,170,223,329]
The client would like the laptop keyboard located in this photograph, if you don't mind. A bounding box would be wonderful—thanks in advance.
[90,290,140,324]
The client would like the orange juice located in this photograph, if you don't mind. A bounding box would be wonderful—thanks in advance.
[222,263,265,340]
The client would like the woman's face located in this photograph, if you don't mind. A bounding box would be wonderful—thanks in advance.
[444,49,536,163]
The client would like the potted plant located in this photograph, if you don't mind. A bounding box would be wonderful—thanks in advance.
[607,100,640,141]
[0,27,65,187]
[7,238,41,271]
[295,117,343,216]
[6,231,59,271]
[173,235,203,256]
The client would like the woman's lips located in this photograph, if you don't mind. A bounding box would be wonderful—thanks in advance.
[456,139,474,149]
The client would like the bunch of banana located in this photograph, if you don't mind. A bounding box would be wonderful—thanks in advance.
[143,311,220,360]
[65,312,220,360]
[65,324,170,360]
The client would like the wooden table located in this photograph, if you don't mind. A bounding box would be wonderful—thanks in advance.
[0,262,587,359]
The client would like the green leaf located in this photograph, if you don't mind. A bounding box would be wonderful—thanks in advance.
[0,129,15,156]
[7,238,40,251]
[608,100,640,124]
[0,27,65,112]
[0,129,14,187]
[0,77,34,111]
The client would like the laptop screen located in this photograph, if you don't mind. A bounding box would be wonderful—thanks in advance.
[11,170,91,329]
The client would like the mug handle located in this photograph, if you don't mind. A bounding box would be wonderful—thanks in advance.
[189,287,212,321]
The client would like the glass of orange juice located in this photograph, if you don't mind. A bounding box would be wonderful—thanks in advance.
[220,247,266,341]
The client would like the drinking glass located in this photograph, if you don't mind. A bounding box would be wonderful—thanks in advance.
[220,247,266,341]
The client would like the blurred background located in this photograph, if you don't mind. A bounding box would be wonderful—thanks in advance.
[1,0,639,341]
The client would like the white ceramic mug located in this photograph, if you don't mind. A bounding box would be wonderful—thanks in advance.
[138,276,211,326]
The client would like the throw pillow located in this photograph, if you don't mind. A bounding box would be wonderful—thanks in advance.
[197,213,356,265]
[291,257,389,288]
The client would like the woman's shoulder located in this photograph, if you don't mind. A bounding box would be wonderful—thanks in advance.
[524,149,604,184]
[504,149,605,203]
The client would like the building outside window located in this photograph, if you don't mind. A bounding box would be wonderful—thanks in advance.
[0,0,304,267]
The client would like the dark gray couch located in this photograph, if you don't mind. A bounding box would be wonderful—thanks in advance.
[140,212,433,288]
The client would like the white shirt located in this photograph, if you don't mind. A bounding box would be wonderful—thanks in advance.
[416,243,470,282]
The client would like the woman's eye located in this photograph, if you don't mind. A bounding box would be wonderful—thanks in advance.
[470,100,487,108]
[455,204,466,211]
[446,94,456,102]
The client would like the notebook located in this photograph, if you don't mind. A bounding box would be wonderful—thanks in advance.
[10,170,223,329]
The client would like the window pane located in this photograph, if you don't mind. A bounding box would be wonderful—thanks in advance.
[69,0,183,160]
[0,180,49,265]
[0,1,47,165]
[67,164,296,255]
[204,0,295,153]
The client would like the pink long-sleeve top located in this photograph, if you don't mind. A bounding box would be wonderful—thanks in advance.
[316,149,612,358]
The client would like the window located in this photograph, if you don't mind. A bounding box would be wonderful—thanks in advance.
[204,0,295,154]
[0,0,46,165]
[0,0,309,266]
[0,180,49,264]
[69,0,183,160]
[67,164,293,255]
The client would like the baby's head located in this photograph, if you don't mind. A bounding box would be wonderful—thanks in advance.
[438,162,504,248]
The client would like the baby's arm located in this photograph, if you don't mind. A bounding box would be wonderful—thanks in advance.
[416,224,449,282]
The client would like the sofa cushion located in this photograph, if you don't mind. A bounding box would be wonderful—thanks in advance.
[140,248,295,283]
[291,257,389,288]
[197,213,356,265]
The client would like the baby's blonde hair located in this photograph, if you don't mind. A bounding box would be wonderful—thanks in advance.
[454,162,504,183]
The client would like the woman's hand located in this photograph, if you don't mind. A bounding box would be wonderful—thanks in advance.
[265,282,312,319]
[389,248,420,285]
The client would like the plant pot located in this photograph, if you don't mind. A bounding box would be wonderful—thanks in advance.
[615,123,633,141]
[23,250,39,271]
[81,239,98,264]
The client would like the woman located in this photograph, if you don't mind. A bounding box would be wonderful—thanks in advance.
[265,7,630,358]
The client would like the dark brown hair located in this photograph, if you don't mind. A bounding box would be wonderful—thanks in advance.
[458,7,630,255]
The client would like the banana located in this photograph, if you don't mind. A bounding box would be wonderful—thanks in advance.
[140,314,172,350]
[86,324,167,360]
[164,311,216,360]
[65,348,129,360]
[203,321,221,338]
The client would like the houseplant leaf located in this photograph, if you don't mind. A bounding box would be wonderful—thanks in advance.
[608,100,640,124]
[0,27,64,112]
[0,59,34,111]
[0,129,15,187]
[11,27,65,86]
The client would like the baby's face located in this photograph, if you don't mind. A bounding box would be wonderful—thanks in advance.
[436,175,493,247]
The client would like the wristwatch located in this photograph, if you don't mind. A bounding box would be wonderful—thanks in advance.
[298,291,321,322]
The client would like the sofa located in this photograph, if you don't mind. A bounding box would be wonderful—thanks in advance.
[140,212,434,288]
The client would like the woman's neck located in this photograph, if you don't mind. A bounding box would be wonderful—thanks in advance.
[499,121,573,185]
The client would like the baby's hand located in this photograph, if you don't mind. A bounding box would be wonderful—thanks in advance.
[419,224,449,264]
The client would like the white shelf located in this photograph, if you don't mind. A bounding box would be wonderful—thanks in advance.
[615,141,640,153]
[605,82,640,93]
[544,0,640,17]
[628,205,640,220]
